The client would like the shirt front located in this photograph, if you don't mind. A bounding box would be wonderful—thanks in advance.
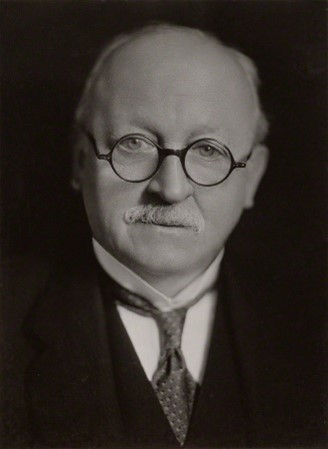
[93,238,224,383]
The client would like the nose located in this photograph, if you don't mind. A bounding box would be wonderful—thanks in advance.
[146,156,194,203]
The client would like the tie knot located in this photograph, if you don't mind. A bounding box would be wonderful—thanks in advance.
[103,272,188,351]
[155,308,187,350]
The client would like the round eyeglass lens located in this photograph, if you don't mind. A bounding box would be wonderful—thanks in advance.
[111,136,159,181]
[185,141,232,185]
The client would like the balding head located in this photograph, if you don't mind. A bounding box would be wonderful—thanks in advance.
[75,23,268,146]
[72,23,269,292]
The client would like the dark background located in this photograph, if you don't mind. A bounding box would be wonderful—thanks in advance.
[1,2,327,441]
[1,0,327,295]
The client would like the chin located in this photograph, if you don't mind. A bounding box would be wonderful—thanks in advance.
[123,239,213,279]
[127,252,192,278]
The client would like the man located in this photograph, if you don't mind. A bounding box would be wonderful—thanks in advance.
[2,23,325,448]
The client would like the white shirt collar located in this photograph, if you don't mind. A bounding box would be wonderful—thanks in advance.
[93,238,224,312]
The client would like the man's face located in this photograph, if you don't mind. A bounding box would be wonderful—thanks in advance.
[75,31,267,285]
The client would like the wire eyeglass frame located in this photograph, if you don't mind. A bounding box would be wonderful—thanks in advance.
[81,127,252,187]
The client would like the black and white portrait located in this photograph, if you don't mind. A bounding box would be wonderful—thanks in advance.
[1,1,326,448]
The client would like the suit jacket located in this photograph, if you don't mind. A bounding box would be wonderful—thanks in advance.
[1,246,326,448]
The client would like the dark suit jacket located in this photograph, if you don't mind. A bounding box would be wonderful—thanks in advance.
[1,247,326,448]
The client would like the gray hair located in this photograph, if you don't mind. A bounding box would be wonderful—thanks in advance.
[75,23,269,145]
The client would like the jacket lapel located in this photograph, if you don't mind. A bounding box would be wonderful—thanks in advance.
[24,257,124,447]
[99,267,180,447]
[24,253,263,448]
[186,261,249,447]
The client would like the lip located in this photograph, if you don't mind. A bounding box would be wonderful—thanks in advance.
[152,223,186,228]
[132,222,193,233]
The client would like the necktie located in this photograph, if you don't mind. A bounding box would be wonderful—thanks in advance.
[151,308,197,445]
[109,281,198,446]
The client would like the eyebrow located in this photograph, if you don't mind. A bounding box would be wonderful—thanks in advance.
[186,125,224,141]
[106,116,225,143]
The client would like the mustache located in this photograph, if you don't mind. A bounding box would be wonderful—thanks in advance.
[123,202,205,234]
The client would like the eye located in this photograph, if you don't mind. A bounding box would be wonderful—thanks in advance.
[118,136,154,153]
[190,142,224,161]
[197,145,216,157]
[122,137,143,150]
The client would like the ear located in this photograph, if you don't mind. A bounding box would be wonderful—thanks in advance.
[71,129,88,192]
[244,144,269,209]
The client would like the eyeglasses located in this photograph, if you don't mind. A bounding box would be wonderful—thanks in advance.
[82,129,252,187]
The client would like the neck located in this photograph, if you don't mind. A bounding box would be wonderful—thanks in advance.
[92,238,224,304]
[125,265,207,297]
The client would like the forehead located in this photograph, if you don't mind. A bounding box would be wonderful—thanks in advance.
[89,30,256,149]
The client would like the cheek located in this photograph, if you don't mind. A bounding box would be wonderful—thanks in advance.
[81,164,112,232]
[197,177,247,243]
[80,162,144,246]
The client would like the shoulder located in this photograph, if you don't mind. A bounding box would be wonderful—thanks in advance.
[2,251,52,291]
[1,251,54,376]
[224,249,327,446]
[1,253,54,446]
[2,252,53,327]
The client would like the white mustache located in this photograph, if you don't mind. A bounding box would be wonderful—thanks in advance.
[123,202,205,233]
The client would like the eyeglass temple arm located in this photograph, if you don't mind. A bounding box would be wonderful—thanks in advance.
[233,147,254,168]
[78,125,111,160]
[78,124,254,167]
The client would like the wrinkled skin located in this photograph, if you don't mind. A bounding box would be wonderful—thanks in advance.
[73,30,268,295]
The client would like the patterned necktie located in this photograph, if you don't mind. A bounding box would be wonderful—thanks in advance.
[151,308,197,445]
[109,281,198,446]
